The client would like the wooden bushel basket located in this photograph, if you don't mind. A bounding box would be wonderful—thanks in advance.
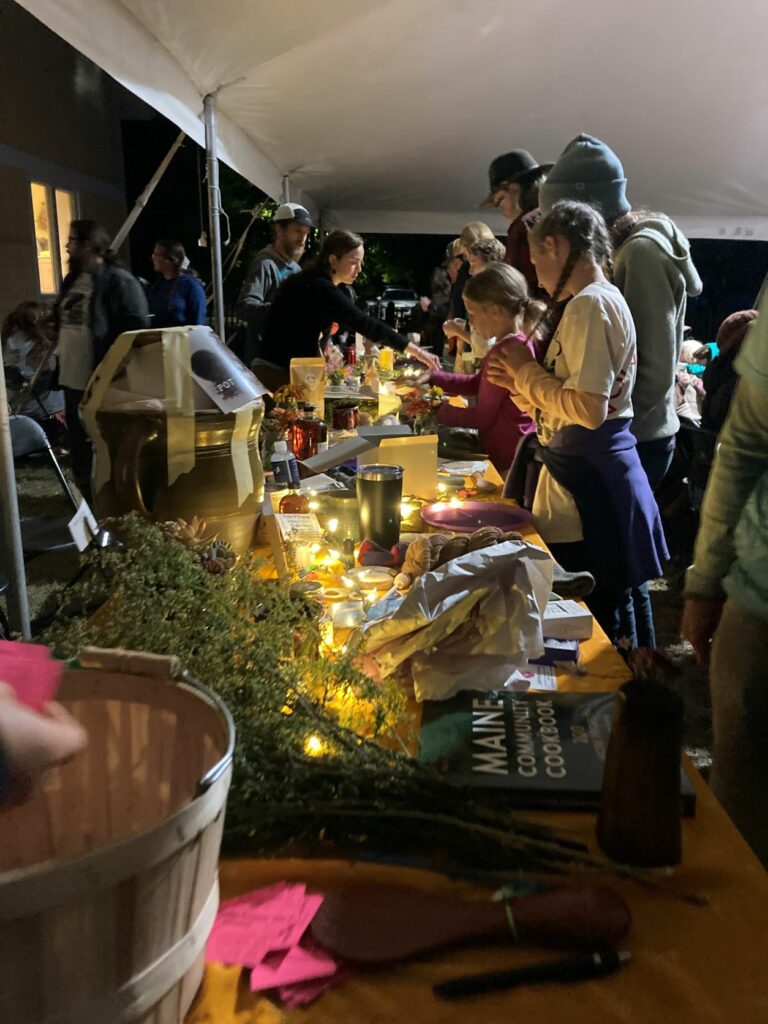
[0,648,235,1024]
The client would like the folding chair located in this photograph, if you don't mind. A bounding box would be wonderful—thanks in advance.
[10,414,79,558]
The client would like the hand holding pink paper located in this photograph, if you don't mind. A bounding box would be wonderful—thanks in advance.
[0,641,62,711]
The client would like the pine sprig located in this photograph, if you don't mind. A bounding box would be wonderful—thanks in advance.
[41,513,651,884]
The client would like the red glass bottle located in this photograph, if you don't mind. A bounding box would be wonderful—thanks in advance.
[294,406,324,460]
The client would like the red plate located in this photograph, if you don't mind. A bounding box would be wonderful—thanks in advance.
[420,500,532,533]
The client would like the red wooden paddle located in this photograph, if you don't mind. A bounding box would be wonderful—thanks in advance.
[310,883,631,963]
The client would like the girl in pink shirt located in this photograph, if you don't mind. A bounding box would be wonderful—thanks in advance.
[429,264,541,474]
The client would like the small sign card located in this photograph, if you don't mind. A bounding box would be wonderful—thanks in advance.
[275,513,324,547]
[67,498,99,552]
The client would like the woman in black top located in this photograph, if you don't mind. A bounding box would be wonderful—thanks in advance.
[260,230,440,376]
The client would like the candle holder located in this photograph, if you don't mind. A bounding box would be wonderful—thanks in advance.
[399,495,429,532]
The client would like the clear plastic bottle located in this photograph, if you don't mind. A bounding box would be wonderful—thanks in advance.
[317,418,329,454]
[270,440,300,487]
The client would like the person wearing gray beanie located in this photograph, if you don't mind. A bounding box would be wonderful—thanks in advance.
[539,133,630,224]
[538,133,702,648]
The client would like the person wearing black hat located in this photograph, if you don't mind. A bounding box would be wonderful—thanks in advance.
[481,150,553,294]
[236,203,313,367]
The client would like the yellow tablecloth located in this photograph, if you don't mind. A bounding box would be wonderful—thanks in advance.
[187,521,768,1023]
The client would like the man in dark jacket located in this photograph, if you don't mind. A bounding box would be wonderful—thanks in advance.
[54,219,149,493]
[236,203,313,366]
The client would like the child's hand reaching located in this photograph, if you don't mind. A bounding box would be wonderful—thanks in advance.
[486,343,534,391]
[0,684,88,805]
[442,318,470,344]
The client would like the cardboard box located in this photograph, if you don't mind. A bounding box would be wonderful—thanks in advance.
[542,600,594,641]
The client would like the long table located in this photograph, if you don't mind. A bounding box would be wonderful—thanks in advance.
[186,522,768,1023]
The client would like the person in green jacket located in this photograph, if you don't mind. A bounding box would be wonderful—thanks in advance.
[682,297,767,866]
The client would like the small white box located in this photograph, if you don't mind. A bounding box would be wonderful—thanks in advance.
[542,599,594,640]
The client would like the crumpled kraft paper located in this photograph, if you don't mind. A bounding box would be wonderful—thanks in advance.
[362,539,553,701]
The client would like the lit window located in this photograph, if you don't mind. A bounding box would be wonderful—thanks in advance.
[29,182,78,295]
[31,182,55,294]
[55,189,76,279]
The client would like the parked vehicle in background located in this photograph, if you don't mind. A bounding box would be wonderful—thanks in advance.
[377,286,419,324]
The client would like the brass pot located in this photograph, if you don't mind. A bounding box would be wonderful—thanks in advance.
[93,406,264,554]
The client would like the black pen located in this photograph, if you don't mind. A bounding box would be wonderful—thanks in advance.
[433,949,631,1000]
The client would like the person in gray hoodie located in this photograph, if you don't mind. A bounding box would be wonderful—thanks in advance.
[540,134,702,485]
[539,133,703,647]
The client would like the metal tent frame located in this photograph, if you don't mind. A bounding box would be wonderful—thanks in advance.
[0,97,228,635]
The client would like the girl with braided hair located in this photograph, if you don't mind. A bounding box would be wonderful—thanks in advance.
[487,200,668,648]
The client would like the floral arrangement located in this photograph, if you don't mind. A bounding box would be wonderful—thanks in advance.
[324,340,345,373]
[403,385,445,434]
[259,383,305,464]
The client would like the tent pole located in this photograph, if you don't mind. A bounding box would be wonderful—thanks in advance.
[0,370,31,638]
[111,130,186,254]
[203,94,226,341]
[281,175,291,203]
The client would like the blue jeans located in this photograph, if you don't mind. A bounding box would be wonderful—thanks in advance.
[632,436,676,648]
[549,542,637,650]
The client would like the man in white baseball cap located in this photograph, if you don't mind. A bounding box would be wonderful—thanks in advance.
[236,202,313,364]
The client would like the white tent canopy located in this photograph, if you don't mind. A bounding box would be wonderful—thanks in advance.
[16,0,768,238]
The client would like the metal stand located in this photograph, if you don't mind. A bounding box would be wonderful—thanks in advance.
[0,368,30,638]
[203,93,226,341]
[111,130,186,254]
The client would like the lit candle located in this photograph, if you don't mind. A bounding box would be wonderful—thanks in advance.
[294,544,313,569]
[304,734,325,756]
[327,517,339,533]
